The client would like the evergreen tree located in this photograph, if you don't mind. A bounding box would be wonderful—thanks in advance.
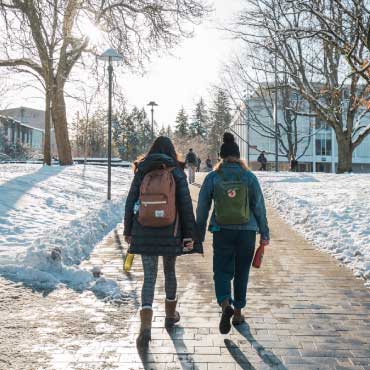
[113,106,152,161]
[166,125,173,138]
[190,97,208,139]
[174,107,189,137]
[134,107,152,154]
[208,89,232,158]
[159,126,167,136]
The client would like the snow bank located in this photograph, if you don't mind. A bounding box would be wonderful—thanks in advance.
[0,164,132,299]
[258,171,370,286]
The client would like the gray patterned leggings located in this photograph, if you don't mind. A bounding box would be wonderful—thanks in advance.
[141,255,177,307]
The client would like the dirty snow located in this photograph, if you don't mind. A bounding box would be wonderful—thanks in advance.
[0,164,132,298]
[258,171,370,287]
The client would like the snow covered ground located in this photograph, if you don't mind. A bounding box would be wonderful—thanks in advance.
[258,171,370,287]
[0,164,132,298]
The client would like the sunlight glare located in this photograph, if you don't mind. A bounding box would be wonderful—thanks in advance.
[78,17,105,47]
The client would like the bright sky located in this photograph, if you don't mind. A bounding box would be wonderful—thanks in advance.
[0,0,242,128]
[121,0,242,128]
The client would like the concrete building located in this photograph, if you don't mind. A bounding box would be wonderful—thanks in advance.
[230,93,370,173]
[0,115,44,151]
[0,107,57,156]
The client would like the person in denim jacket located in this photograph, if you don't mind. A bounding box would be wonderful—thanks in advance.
[196,132,270,334]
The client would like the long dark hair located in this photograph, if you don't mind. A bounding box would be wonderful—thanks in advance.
[134,136,184,171]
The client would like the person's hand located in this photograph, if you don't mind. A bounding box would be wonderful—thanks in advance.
[260,238,270,247]
[124,235,132,245]
[182,238,194,252]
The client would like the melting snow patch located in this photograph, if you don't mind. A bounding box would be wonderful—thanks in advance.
[258,171,370,286]
[0,164,132,299]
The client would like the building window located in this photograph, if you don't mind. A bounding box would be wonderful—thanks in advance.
[315,136,332,156]
[315,119,332,156]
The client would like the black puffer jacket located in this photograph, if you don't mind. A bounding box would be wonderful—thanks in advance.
[124,154,202,256]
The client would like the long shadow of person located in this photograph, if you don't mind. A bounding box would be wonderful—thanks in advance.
[224,339,256,370]
[138,347,160,370]
[166,326,201,370]
[230,322,288,369]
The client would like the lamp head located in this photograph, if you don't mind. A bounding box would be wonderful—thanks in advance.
[98,48,123,62]
[147,101,158,107]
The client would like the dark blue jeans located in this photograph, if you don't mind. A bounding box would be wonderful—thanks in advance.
[213,229,256,309]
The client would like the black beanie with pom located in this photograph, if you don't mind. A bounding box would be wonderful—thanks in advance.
[220,132,240,159]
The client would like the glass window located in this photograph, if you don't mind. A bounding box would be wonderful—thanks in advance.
[326,139,332,156]
[316,134,332,156]
[315,119,332,156]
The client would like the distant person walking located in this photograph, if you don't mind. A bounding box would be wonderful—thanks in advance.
[185,148,197,184]
[290,158,298,172]
[124,136,202,350]
[196,133,270,335]
[197,157,201,172]
[257,151,268,171]
[206,157,213,172]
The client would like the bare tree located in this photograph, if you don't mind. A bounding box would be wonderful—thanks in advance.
[222,54,316,164]
[67,79,105,160]
[230,0,370,173]
[0,0,209,165]
[291,0,370,84]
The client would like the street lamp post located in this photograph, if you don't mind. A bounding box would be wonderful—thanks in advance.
[247,107,250,165]
[242,92,250,165]
[147,101,158,141]
[274,53,279,172]
[99,48,123,200]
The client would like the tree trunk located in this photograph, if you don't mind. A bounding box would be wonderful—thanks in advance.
[43,85,51,166]
[51,86,73,165]
[336,134,353,173]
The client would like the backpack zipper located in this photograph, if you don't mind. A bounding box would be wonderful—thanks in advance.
[142,200,167,206]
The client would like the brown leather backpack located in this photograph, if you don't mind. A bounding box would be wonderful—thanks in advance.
[138,167,176,227]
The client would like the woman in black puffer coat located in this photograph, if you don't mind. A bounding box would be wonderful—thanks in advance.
[124,136,202,350]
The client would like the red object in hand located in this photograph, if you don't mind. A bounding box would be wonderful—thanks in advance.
[260,238,270,247]
[252,244,265,268]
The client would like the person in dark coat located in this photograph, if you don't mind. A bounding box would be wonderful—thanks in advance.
[206,157,213,171]
[257,151,268,171]
[196,133,269,335]
[185,148,197,183]
[290,158,298,172]
[197,157,201,172]
[124,136,202,350]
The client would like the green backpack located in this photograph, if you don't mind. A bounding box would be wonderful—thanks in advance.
[214,169,249,225]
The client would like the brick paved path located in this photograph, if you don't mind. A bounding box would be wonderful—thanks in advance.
[2,174,370,370]
[115,179,370,370]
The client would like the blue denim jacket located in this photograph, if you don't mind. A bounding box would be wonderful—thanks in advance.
[196,162,270,242]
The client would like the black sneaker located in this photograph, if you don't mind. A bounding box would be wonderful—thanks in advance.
[219,305,234,334]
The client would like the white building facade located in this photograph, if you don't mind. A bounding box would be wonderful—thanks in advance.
[0,107,57,156]
[231,96,370,173]
[0,115,43,149]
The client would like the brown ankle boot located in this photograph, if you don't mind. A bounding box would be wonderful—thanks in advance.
[232,308,245,325]
[136,308,153,350]
[165,299,180,327]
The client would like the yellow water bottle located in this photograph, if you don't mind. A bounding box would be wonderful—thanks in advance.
[124,253,134,272]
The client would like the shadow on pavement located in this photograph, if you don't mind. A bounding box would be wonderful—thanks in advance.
[234,323,288,369]
[138,348,160,370]
[224,339,256,370]
[166,326,201,370]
